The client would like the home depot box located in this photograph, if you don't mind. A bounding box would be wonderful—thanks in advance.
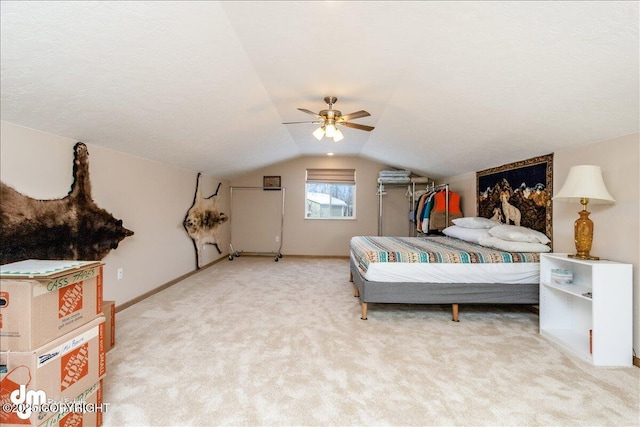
[38,380,105,427]
[0,260,103,351]
[0,316,106,426]
[102,301,115,352]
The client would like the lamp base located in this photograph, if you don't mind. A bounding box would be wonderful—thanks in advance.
[570,207,599,260]
[568,253,600,261]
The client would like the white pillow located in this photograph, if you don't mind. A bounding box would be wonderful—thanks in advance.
[488,224,551,244]
[452,217,501,229]
[443,226,491,245]
[478,236,551,253]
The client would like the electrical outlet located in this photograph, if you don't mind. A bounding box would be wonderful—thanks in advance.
[117,268,123,280]
[275,236,280,242]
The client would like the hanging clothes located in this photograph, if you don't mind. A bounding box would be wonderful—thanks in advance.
[414,192,429,232]
[412,185,463,234]
[420,192,436,233]
[429,190,463,231]
[414,190,437,233]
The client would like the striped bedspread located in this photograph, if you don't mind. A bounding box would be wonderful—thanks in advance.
[351,236,540,273]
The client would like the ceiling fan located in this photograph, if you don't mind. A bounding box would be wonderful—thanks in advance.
[283,96,375,142]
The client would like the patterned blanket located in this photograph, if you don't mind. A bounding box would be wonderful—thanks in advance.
[351,236,540,273]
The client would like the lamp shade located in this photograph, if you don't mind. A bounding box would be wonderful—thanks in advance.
[553,165,615,204]
[312,126,325,141]
[324,124,336,138]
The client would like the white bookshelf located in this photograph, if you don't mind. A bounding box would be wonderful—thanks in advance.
[539,253,633,366]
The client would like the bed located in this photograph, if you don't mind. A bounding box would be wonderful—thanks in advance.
[349,235,542,321]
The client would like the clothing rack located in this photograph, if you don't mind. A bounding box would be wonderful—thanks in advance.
[426,183,449,232]
[377,181,419,236]
[377,182,451,236]
[414,183,453,234]
[228,186,285,262]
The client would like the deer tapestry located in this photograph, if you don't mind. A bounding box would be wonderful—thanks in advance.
[0,142,134,264]
[183,173,228,269]
[476,153,553,242]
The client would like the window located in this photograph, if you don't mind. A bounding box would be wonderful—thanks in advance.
[305,169,356,219]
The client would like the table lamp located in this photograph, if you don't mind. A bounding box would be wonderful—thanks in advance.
[553,165,615,260]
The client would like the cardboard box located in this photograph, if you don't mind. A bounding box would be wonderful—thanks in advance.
[0,260,103,351]
[38,380,105,427]
[0,316,106,426]
[102,301,115,352]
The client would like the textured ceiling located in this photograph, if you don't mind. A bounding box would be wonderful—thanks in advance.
[1,1,638,180]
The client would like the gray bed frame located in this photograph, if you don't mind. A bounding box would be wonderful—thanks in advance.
[349,257,539,321]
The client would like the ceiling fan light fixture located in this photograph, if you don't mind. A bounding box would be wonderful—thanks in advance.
[325,123,336,138]
[312,126,325,141]
[286,96,374,142]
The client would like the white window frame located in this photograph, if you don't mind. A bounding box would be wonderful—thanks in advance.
[305,169,356,220]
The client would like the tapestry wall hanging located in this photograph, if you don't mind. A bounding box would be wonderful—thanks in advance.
[183,173,228,269]
[0,142,134,264]
[476,153,553,241]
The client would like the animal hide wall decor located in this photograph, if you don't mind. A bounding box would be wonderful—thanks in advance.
[0,142,134,264]
[183,173,228,269]
[476,153,553,242]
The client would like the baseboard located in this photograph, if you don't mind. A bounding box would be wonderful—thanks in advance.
[230,253,349,260]
[526,305,539,315]
[115,255,228,313]
[273,254,350,259]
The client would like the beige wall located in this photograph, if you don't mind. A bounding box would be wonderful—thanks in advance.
[230,156,399,256]
[0,121,230,306]
[441,133,640,356]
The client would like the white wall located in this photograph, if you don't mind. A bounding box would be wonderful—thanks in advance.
[1,121,230,306]
[442,133,640,357]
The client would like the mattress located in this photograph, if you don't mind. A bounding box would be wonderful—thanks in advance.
[350,236,540,284]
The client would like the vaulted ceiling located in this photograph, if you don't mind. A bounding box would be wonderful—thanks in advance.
[1,1,638,180]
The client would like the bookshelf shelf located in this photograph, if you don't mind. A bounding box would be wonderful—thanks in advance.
[539,253,632,366]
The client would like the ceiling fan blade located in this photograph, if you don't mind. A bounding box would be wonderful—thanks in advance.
[339,110,370,121]
[282,120,323,125]
[297,108,322,118]
[340,122,375,132]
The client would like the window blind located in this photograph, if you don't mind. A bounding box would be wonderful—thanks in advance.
[306,169,356,183]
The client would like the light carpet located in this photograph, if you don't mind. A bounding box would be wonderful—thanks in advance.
[102,256,639,426]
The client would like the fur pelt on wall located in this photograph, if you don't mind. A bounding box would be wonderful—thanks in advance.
[0,142,134,264]
[183,173,228,269]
